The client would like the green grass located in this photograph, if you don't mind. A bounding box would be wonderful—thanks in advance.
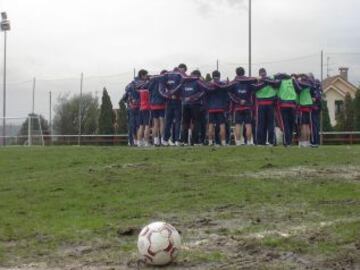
[0,146,360,267]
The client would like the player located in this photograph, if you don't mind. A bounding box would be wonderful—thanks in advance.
[135,69,151,147]
[148,70,167,146]
[160,64,189,146]
[121,77,142,146]
[226,67,257,146]
[253,68,280,146]
[179,70,207,145]
[297,74,316,148]
[274,73,303,147]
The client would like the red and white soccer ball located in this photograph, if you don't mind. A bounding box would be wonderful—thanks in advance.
[137,221,181,266]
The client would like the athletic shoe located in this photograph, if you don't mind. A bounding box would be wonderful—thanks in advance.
[169,140,175,146]
[175,141,182,147]
[161,140,169,146]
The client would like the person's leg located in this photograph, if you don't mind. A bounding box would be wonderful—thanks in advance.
[152,111,160,145]
[257,106,266,145]
[181,105,191,144]
[208,113,215,145]
[234,112,243,146]
[311,110,320,146]
[245,123,253,145]
[137,125,144,147]
[215,124,220,145]
[281,108,290,146]
[191,105,201,145]
[303,112,311,147]
[155,118,161,145]
[143,111,151,146]
[267,106,276,145]
[225,114,231,145]
[199,109,207,144]
[288,108,296,146]
[159,114,165,141]
[220,123,226,146]
[244,110,253,145]
[208,124,215,145]
[163,104,174,144]
[174,102,182,145]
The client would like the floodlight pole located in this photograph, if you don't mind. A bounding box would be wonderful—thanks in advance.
[320,50,324,145]
[78,72,84,146]
[1,12,10,146]
[248,0,252,76]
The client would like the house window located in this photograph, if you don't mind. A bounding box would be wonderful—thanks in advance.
[335,100,344,116]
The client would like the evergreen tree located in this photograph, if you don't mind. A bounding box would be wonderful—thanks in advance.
[116,100,128,134]
[353,89,360,131]
[98,88,115,134]
[336,93,354,131]
[321,100,333,132]
[53,93,99,135]
[205,73,212,82]
[18,114,49,145]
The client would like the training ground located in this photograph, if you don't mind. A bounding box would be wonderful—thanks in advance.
[0,146,359,269]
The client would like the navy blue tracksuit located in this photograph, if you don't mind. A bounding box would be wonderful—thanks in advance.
[160,71,187,142]
[179,78,211,144]
[274,74,303,146]
[253,78,280,145]
[122,79,143,145]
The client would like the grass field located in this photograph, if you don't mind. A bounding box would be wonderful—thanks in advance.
[0,146,360,269]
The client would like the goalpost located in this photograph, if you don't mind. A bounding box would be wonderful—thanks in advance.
[0,115,45,146]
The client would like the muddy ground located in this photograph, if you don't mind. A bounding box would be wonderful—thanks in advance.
[1,166,360,270]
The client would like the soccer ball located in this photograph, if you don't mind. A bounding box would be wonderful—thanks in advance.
[137,221,181,266]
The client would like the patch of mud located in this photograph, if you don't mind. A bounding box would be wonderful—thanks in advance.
[215,165,360,181]
[3,204,360,270]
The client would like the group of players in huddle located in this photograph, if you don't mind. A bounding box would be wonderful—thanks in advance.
[122,64,322,148]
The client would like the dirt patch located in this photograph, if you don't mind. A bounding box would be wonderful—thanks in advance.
[214,165,360,181]
[2,204,360,270]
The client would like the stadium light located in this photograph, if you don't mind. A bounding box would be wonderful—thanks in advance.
[1,12,10,146]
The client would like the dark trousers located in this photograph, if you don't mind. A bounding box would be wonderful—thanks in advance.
[311,109,321,145]
[280,108,296,146]
[164,100,182,142]
[129,108,140,144]
[198,109,207,144]
[181,104,202,144]
[256,105,275,145]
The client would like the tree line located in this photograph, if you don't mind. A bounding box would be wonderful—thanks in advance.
[335,90,360,131]
[18,88,128,136]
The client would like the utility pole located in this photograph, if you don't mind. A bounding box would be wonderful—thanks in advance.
[320,50,324,145]
[326,57,330,78]
[216,59,219,71]
[49,91,52,136]
[78,73,84,146]
[1,12,10,146]
[29,77,36,146]
[133,68,136,79]
[248,0,252,76]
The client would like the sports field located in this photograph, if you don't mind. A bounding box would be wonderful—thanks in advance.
[0,146,360,269]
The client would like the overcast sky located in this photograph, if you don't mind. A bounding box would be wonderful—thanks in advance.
[0,0,359,121]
